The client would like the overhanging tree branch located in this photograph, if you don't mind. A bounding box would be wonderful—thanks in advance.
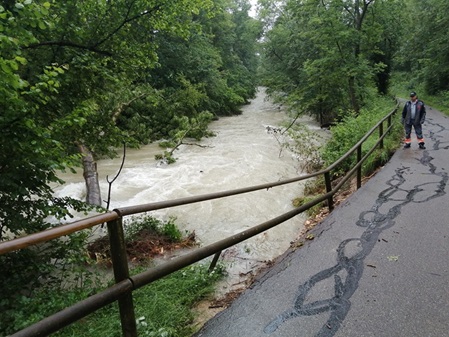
[92,5,162,49]
[25,4,162,55]
[25,41,113,56]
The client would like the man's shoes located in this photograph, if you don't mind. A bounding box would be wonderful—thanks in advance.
[404,143,411,148]
[419,142,426,149]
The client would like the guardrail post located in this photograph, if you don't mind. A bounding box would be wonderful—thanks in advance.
[209,251,222,272]
[379,121,384,149]
[357,145,362,189]
[107,218,137,337]
[324,172,333,211]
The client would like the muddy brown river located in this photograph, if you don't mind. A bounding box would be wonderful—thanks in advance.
[53,87,327,294]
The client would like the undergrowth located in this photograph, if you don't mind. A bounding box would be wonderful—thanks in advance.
[321,95,403,177]
[1,216,224,337]
[54,264,225,337]
[291,93,403,215]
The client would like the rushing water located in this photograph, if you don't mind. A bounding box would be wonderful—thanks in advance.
[53,87,325,291]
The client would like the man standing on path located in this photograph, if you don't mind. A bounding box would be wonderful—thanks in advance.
[402,91,426,149]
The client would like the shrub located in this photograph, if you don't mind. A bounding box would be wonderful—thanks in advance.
[321,96,402,177]
[125,215,183,242]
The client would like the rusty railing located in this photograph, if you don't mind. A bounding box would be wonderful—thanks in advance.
[0,102,399,337]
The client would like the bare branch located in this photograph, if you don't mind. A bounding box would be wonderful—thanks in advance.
[181,142,211,149]
[105,143,126,210]
[92,5,161,49]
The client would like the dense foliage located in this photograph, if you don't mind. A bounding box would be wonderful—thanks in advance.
[0,0,261,238]
[396,0,449,96]
[259,0,404,124]
[259,0,449,116]
[0,1,259,334]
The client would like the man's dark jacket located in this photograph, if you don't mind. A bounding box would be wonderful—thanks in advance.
[402,100,426,125]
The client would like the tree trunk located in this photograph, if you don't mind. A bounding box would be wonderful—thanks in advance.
[78,143,102,206]
[348,76,360,115]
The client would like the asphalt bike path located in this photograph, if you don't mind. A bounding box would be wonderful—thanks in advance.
[195,106,449,337]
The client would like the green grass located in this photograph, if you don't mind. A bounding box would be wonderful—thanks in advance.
[55,264,225,337]
[4,263,225,337]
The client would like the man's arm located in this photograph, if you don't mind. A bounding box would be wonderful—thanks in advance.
[420,102,426,124]
[401,102,408,123]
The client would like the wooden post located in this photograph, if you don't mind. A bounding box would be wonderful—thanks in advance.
[379,121,384,149]
[107,218,137,337]
[357,146,362,189]
[324,172,333,211]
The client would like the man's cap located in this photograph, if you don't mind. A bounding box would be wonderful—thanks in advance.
[410,91,417,97]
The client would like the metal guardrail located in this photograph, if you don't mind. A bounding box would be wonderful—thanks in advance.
[1,102,399,337]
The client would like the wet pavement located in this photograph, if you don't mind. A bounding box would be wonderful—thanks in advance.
[194,106,449,337]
